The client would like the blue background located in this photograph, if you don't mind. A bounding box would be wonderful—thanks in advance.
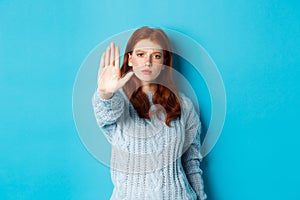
[1,0,299,199]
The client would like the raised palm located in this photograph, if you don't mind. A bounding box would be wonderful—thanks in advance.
[97,43,133,96]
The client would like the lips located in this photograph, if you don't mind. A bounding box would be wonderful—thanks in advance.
[141,69,152,74]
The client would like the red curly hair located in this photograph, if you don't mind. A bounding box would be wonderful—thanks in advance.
[121,26,181,126]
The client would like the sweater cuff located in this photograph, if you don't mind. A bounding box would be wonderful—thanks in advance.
[92,90,125,126]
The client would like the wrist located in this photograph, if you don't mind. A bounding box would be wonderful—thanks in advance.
[97,89,114,100]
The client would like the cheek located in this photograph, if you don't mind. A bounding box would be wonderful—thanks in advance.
[154,67,163,74]
[131,58,144,67]
[132,59,141,67]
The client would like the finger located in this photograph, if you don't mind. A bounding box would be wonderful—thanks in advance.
[115,45,120,68]
[110,43,115,66]
[116,71,134,89]
[98,53,105,79]
[105,45,110,66]
[98,67,107,87]
[100,52,105,69]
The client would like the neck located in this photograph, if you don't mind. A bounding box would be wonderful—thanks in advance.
[142,83,157,94]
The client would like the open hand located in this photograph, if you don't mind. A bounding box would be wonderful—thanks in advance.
[97,43,133,99]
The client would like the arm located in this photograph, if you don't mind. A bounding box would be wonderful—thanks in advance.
[92,42,133,141]
[92,90,125,142]
[181,97,207,200]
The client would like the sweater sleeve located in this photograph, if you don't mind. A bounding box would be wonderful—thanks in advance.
[92,90,125,142]
[181,97,207,200]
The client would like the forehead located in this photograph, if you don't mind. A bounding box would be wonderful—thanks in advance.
[133,39,163,51]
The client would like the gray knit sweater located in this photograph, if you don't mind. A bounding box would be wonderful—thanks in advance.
[92,89,207,200]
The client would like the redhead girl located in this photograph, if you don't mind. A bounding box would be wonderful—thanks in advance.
[92,26,207,200]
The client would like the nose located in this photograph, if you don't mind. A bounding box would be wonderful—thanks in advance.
[145,54,152,66]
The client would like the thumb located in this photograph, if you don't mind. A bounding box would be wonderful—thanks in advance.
[116,71,134,89]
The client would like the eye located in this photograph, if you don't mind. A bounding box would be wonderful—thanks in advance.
[154,54,161,59]
[136,53,144,57]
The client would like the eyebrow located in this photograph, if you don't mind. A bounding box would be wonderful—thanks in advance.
[134,49,162,54]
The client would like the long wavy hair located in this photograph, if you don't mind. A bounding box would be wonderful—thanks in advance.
[120,26,181,126]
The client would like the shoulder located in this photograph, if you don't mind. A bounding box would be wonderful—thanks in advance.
[179,92,196,111]
[178,92,200,120]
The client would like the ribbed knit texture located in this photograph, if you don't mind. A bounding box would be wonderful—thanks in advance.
[92,89,207,200]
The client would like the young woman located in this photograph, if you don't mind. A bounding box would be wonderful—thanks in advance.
[92,26,207,200]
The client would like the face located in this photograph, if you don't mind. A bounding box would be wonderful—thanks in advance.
[128,39,164,83]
